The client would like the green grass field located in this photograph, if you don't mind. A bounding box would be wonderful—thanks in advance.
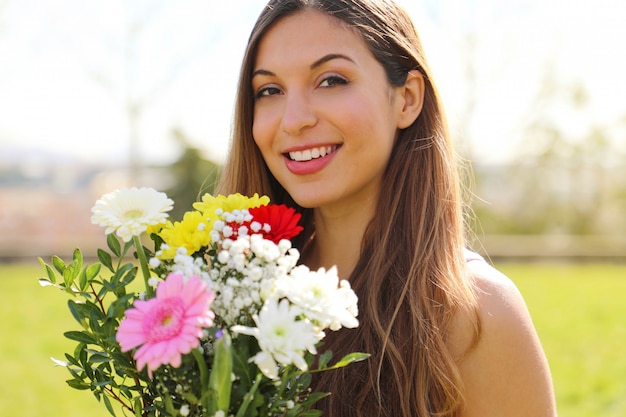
[1,261,624,416]
[499,263,626,417]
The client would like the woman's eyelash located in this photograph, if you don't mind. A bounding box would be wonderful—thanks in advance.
[254,75,347,99]
[255,86,281,99]
[319,75,348,87]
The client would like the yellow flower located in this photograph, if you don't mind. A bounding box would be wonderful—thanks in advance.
[193,193,270,221]
[157,210,211,259]
[146,223,165,236]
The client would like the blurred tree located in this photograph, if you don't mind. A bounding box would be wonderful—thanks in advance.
[164,128,221,220]
[47,1,222,184]
[471,73,626,236]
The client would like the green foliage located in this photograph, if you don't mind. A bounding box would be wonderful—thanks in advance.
[38,239,147,416]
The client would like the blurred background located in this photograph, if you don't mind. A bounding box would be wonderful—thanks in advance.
[1,0,626,260]
[0,2,625,416]
[1,0,625,260]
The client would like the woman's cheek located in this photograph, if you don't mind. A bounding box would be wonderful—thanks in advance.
[252,112,273,150]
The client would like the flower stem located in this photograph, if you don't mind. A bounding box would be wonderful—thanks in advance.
[235,373,262,417]
[133,235,153,298]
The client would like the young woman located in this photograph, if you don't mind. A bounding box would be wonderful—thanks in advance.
[216,1,557,416]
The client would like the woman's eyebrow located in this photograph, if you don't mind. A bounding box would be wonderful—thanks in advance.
[252,68,275,79]
[310,53,355,70]
[252,53,356,79]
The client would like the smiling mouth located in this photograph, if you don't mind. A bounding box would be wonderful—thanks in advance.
[287,145,339,162]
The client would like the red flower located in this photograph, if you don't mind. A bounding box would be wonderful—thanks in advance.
[248,204,304,243]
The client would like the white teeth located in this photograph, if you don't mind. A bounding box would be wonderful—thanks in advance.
[289,145,336,162]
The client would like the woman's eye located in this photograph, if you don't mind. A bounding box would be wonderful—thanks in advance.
[319,75,348,88]
[255,86,281,99]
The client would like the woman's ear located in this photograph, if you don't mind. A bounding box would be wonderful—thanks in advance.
[397,70,425,129]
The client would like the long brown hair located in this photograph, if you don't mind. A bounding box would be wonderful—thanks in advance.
[216,1,480,415]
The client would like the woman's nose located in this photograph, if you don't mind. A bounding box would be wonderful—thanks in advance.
[280,90,317,136]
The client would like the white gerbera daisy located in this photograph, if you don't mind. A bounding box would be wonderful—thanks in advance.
[231,298,318,379]
[91,187,174,242]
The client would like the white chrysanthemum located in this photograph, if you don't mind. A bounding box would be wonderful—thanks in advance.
[277,265,359,331]
[232,298,318,379]
[91,187,173,242]
[250,234,280,262]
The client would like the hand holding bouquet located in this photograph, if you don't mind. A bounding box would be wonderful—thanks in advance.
[39,187,368,417]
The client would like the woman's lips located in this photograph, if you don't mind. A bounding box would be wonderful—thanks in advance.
[283,144,340,175]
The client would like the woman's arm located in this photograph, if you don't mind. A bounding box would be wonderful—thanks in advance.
[449,259,557,417]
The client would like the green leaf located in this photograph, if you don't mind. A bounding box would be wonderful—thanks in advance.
[52,255,66,274]
[89,351,111,364]
[64,330,97,345]
[110,351,133,370]
[73,248,84,268]
[317,350,333,369]
[88,312,102,334]
[299,411,324,417]
[207,333,233,414]
[133,397,143,417]
[98,249,114,272]
[113,263,135,282]
[122,239,135,257]
[66,364,85,380]
[85,262,102,283]
[38,258,58,284]
[68,300,105,327]
[299,391,329,407]
[67,300,84,326]
[93,379,114,387]
[328,352,370,369]
[118,265,138,286]
[107,233,121,258]
[63,257,81,288]
[66,379,91,390]
[106,294,135,319]
[78,269,89,292]
[102,393,117,416]
[64,353,81,368]
[95,360,112,376]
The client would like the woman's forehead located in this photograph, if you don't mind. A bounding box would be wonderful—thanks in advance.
[253,9,369,71]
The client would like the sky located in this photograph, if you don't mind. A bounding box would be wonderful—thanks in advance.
[1,0,625,168]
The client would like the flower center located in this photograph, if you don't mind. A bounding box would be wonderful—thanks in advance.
[143,297,185,343]
[124,209,144,220]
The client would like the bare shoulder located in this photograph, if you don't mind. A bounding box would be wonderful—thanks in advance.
[448,257,557,417]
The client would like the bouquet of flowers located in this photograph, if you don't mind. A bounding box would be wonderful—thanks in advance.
[39,187,367,417]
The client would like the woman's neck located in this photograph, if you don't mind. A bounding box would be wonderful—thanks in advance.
[302,195,377,280]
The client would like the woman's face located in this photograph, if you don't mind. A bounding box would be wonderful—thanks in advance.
[251,8,408,211]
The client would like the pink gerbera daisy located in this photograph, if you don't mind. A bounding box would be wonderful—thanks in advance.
[116,273,215,376]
